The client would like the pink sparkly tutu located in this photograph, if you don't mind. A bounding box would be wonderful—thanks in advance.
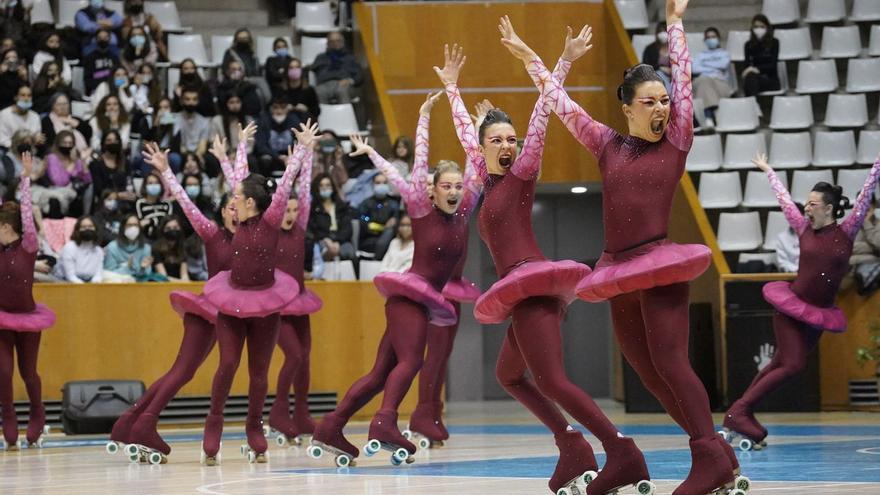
[763,281,847,333]
[577,240,711,302]
[475,260,590,324]
[442,277,482,303]
[0,304,56,332]
[169,291,219,325]
[204,269,300,318]
[281,288,323,316]
[373,272,457,326]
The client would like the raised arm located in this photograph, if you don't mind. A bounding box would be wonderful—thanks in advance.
[264,144,306,229]
[19,152,36,253]
[754,153,808,235]
[841,156,880,240]
[349,133,432,218]
[294,145,314,230]
[665,15,694,152]
[457,157,483,216]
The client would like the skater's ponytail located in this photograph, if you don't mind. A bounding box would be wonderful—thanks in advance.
[241,173,276,213]
[617,64,665,104]
[812,181,850,219]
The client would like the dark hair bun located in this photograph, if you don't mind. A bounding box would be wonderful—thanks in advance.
[478,108,514,143]
[618,64,664,104]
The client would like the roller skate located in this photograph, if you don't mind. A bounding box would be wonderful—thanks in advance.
[22,405,48,449]
[106,410,136,455]
[404,402,445,450]
[586,436,655,495]
[720,403,767,452]
[549,430,599,495]
[293,407,316,436]
[308,413,358,467]
[715,435,751,492]
[125,413,169,465]
[240,416,268,463]
[363,411,416,466]
[267,403,301,447]
[672,437,743,495]
[2,408,20,451]
[200,414,224,466]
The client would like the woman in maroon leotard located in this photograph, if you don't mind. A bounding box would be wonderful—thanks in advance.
[500,1,748,494]
[0,152,55,451]
[309,93,481,467]
[723,153,880,448]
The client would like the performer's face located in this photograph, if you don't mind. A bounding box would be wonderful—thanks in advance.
[232,183,255,222]
[221,199,236,233]
[622,81,670,143]
[432,172,464,215]
[480,123,518,175]
[804,191,834,229]
[282,198,298,231]
[0,222,16,246]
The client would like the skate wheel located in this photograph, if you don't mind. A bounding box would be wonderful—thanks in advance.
[556,487,573,495]
[124,444,139,456]
[718,429,730,442]
[582,470,598,485]
[402,429,412,440]
[35,437,44,448]
[364,439,381,457]
[735,475,751,492]
[418,437,431,450]
[262,425,270,437]
[307,445,323,459]
[335,454,351,468]
[247,450,256,463]
[392,447,409,464]
[240,444,248,456]
[390,456,402,466]
[149,452,163,465]
[275,434,288,447]
[128,453,140,463]
[738,438,754,452]
[105,442,119,455]
[636,480,656,495]
[730,490,747,495]
[43,425,50,435]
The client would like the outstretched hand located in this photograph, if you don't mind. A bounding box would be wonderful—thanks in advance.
[666,0,689,23]
[751,152,771,173]
[210,134,228,161]
[21,151,33,178]
[238,121,257,144]
[142,142,170,173]
[292,119,320,148]
[419,91,444,117]
[348,134,374,157]
[499,15,538,64]
[562,24,593,62]
[433,44,466,86]
[471,99,495,126]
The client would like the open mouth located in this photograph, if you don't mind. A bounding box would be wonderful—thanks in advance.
[650,118,665,135]
[446,197,460,208]
[499,154,512,168]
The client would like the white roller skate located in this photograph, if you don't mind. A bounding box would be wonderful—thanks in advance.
[363,438,414,466]
[402,429,443,450]
[307,440,356,467]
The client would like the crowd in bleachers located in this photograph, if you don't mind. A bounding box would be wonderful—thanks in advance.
[0,0,415,284]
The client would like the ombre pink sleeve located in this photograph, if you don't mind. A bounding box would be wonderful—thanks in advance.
[160,167,218,241]
[526,59,615,160]
[443,82,488,183]
[513,58,573,180]
[264,144,305,228]
[295,146,314,230]
[666,23,694,152]
[458,157,482,216]
[220,139,250,191]
[19,176,37,253]
[767,169,808,235]
[367,148,431,218]
[841,157,880,240]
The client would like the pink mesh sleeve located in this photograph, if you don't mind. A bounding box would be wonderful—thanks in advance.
[367,148,431,218]
[457,157,482,216]
[444,82,488,183]
[19,176,36,253]
[841,157,880,240]
[220,139,250,191]
[295,146,314,230]
[767,169,808,235]
[666,22,694,152]
[161,168,218,241]
[264,144,305,228]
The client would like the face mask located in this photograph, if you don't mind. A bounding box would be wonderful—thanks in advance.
[319,189,333,199]
[80,229,97,242]
[275,48,289,58]
[163,229,181,240]
[656,32,668,44]
[229,69,243,81]
[104,199,118,211]
[140,73,152,84]
[373,184,390,198]
[90,0,103,8]
[97,39,110,50]
[705,38,720,50]
[124,226,140,240]
[129,4,143,14]
[58,145,73,155]
[753,27,767,39]
[16,99,31,111]
[319,138,336,154]
[272,113,287,124]
[287,67,302,80]
[185,185,201,198]
[235,41,251,52]
[159,111,176,125]
[16,143,31,154]
[130,35,145,47]
[105,142,122,154]
[180,73,199,83]
[145,183,161,197]
[113,77,127,88]
[182,103,198,114]
[4,60,17,72]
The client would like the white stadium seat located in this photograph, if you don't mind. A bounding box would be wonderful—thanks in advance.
[718,212,763,251]
[698,172,742,208]
[769,132,812,169]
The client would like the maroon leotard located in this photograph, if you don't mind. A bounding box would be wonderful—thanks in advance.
[0,177,37,314]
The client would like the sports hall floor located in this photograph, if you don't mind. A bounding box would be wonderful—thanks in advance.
[1,400,878,494]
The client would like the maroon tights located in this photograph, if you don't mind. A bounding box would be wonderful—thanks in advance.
[0,331,41,415]
[495,296,620,443]
[611,283,714,440]
[418,302,461,404]
[209,313,280,418]
[332,296,428,421]
[274,315,312,415]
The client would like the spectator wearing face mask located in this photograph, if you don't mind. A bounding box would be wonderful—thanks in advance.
[308,173,356,262]
[216,60,263,118]
[0,86,43,152]
[104,213,153,281]
[92,190,123,246]
[0,48,28,109]
[152,215,189,281]
[129,63,160,118]
[59,215,105,283]
[89,131,134,209]
[46,130,93,217]
[312,31,364,104]
[178,172,214,222]
[277,58,320,123]
[255,98,301,177]
[32,33,73,86]
[135,171,172,239]
[121,0,167,60]
[265,37,293,96]
[83,28,119,95]
[742,14,780,97]
[173,58,216,117]
[222,28,272,104]
[356,173,400,260]
[692,27,733,125]
[210,92,255,157]
[75,0,123,58]
[42,93,92,156]
[120,26,157,76]
[91,66,135,114]
[641,22,672,93]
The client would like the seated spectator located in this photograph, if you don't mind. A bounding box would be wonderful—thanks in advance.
[184,234,207,281]
[222,28,270,104]
[89,130,134,209]
[120,26,158,75]
[379,213,413,273]
[45,130,93,216]
[0,48,27,109]
[209,92,255,159]
[313,31,363,104]
[277,58,320,123]
[0,1,30,48]
[308,172,355,262]
[92,189,123,246]
[174,87,211,157]
[692,27,733,124]
[42,93,92,155]
[32,32,72,85]
[178,153,214,200]
[775,202,805,273]
[4,133,67,218]
[32,62,80,115]
[59,215,104,283]
[388,135,413,179]
[742,14,780,97]
[215,60,263,118]
[357,172,399,260]
[265,37,293,97]
[641,22,672,93]
[104,213,153,281]
[121,0,167,60]
[75,0,123,57]
[83,28,119,95]
[180,171,214,218]
[850,196,880,294]
[92,66,136,113]
[173,59,215,117]
[32,210,61,283]
[152,215,189,281]
[255,98,300,176]
[0,85,43,151]
[90,94,131,150]
[135,171,172,239]
[312,130,349,187]
[135,96,180,176]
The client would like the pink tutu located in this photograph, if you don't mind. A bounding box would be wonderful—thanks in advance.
[474,260,591,324]
[0,304,56,332]
[169,291,219,325]
[763,281,847,333]
[374,272,458,326]
[204,269,300,318]
[442,277,482,303]
[577,240,711,302]
[281,288,323,316]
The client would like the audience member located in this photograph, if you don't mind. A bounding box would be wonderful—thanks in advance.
[45,130,93,216]
[216,59,262,118]
[104,212,153,281]
[277,58,320,123]
[173,58,215,117]
[42,93,92,155]
[742,14,780,97]
[32,32,72,85]
[135,171,172,239]
[775,202,805,273]
[90,94,131,150]
[89,130,134,209]
[0,48,28,109]
[308,172,355,262]
[312,31,363,104]
[92,189,123,245]
[641,22,672,92]
[850,197,880,294]
[222,28,271,103]
[121,0,167,60]
[379,213,413,273]
[265,37,293,96]
[692,27,733,124]
[255,98,300,176]
[0,85,42,151]
[356,172,399,260]
[175,87,211,157]
[152,215,189,281]
[91,66,135,113]
[32,62,79,114]
[75,0,123,57]
[59,215,105,283]
[120,25,158,75]
[129,63,160,116]
[82,28,119,95]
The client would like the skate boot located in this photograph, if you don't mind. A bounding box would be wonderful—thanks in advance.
[24,404,48,448]
[200,414,224,466]
[433,401,449,441]
[586,436,655,495]
[126,413,170,465]
[721,402,767,452]
[363,410,416,466]
[293,406,316,436]
[240,415,268,463]
[2,408,18,451]
[106,410,136,454]
[268,401,300,447]
[672,438,739,495]
[549,429,599,495]
[405,401,445,449]
[308,413,358,467]
[715,435,751,493]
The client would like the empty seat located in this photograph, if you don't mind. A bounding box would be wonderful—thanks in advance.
[763,210,789,250]
[837,168,872,202]
[211,35,234,66]
[824,93,869,128]
[686,134,723,171]
[726,30,751,62]
[769,95,814,130]
[58,0,87,28]
[296,1,337,32]
[846,57,880,93]
[715,97,760,132]
[723,133,767,169]
[358,260,383,281]
[168,34,210,65]
[813,130,857,167]
[776,27,813,61]
[301,36,328,66]
[614,0,649,30]
[804,0,845,23]
[769,131,812,169]
[144,1,183,31]
[871,25,880,56]
[323,260,356,281]
[858,130,880,164]
[743,170,788,207]
[31,0,54,24]
[820,25,862,59]
[631,34,655,62]
[698,172,742,208]
[318,104,360,135]
[791,169,834,202]
[795,59,838,94]
[763,0,800,25]
[851,0,880,22]
[70,100,91,120]
[256,36,293,65]
[717,212,763,251]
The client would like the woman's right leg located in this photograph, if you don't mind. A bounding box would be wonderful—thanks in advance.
[0,331,17,447]
[270,316,299,437]
[202,314,246,457]
[290,315,315,433]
